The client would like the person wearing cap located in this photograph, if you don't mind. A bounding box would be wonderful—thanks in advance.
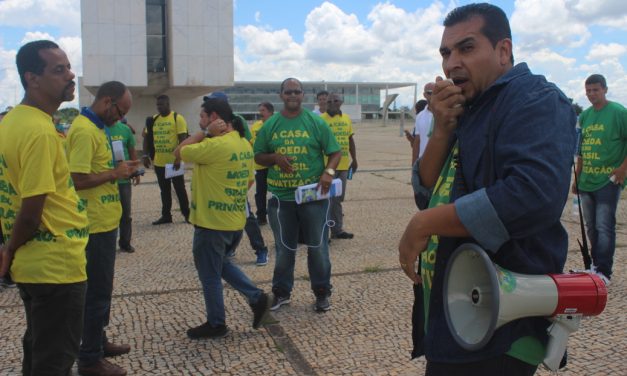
[143,94,190,225]
[202,92,270,266]
[174,98,270,339]
[254,78,342,312]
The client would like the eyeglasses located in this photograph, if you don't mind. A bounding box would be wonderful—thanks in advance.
[282,90,303,96]
[112,101,125,118]
[424,90,433,95]
[326,100,341,104]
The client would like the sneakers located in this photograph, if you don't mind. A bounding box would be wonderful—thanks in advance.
[270,295,291,311]
[0,276,16,288]
[256,249,268,266]
[250,292,270,329]
[186,322,228,339]
[103,341,131,357]
[315,294,331,312]
[78,358,127,376]
[331,231,354,239]
[152,216,172,225]
[594,271,611,286]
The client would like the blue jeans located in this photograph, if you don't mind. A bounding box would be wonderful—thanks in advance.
[192,227,263,327]
[268,197,332,298]
[580,183,621,278]
[79,229,118,366]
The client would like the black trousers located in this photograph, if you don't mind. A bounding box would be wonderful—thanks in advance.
[425,354,538,376]
[254,168,268,220]
[18,282,86,376]
[154,165,190,219]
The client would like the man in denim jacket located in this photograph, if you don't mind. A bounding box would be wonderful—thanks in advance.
[398,3,576,375]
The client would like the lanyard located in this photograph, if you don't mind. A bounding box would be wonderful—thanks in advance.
[80,107,117,165]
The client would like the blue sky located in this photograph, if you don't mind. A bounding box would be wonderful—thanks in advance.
[1,0,626,109]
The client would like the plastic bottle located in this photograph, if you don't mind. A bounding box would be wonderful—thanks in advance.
[347,167,353,180]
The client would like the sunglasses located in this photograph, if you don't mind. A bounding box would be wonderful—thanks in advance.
[282,90,303,96]
[424,90,433,95]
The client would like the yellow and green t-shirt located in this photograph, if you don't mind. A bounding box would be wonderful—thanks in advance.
[320,113,354,171]
[181,131,254,231]
[67,115,121,234]
[0,104,88,283]
[153,112,188,167]
[250,119,267,171]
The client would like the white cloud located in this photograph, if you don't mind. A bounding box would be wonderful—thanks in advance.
[511,0,590,50]
[0,0,81,35]
[254,11,261,22]
[0,32,83,110]
[586,43,627,61]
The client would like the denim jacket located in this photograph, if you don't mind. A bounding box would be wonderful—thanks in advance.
[421,63,577,363]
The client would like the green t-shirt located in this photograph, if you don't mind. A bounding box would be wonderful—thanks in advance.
[109,121,136,184]
[578,101,627,191]
[253,109,341,201]
[421,142,544,366]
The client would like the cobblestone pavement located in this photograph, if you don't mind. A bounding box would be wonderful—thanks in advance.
[0,122,625,375]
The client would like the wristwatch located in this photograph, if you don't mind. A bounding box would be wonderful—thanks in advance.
[324,168,336,176]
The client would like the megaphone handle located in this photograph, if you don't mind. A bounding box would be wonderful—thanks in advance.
[543,316,581,371]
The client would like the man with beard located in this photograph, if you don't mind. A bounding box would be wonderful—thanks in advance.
[398,3,575,375]
[67,81,138,376]
[0,39,88,376]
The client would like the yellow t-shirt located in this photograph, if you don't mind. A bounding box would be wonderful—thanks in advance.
[153,112,188,167]
[181,131,254,231]
[250,120,267,170]
[67,115,121,234]
[0,105,88,283]
[321,113,354,170]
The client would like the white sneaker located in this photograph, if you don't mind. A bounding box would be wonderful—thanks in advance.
[594,271,611,286]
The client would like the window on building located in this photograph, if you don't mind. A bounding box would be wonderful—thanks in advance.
[146,0,167,72]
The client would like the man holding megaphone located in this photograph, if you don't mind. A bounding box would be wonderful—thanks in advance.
[399,3,578,375]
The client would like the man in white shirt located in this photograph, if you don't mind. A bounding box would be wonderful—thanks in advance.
[412,82,435,163]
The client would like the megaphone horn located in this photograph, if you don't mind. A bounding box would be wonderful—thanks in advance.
[443,243,607,371]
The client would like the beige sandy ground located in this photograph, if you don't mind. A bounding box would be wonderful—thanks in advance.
[0,121,625,375]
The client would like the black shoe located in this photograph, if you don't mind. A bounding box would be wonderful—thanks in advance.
[257,217,267,226]
[0,277,16,288]
[270,294,291,311]
[315,295,331,312]
[251,293,270,329]
[119,245,135,253]
[186,322,228,339]
[152,216,172,225]
[331,231,354,239]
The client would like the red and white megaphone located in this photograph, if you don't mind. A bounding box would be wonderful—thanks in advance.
[443,243,607,371]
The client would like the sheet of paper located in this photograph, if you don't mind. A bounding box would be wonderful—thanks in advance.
[165,162,185,179]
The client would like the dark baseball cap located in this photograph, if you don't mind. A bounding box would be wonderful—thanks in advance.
[203,91,228,102]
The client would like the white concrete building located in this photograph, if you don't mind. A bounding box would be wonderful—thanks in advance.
[79,0,233,135]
